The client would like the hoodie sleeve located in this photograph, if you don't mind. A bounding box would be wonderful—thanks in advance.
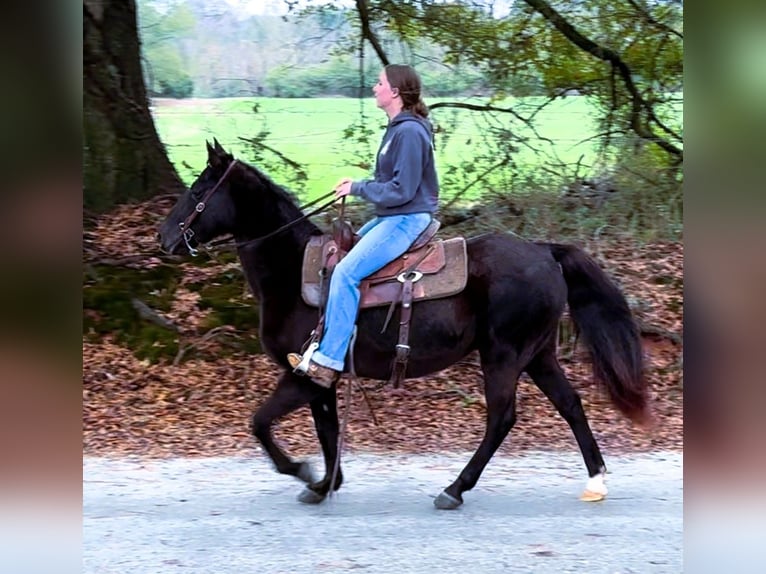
[350,128,427,208]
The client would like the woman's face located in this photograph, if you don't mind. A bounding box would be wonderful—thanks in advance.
[373,69,398,110]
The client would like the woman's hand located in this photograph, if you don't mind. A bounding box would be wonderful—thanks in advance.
[334,177,353,199]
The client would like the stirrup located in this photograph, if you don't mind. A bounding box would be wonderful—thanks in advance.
[294,341,319,374]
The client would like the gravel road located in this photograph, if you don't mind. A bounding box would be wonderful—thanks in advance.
[84,450,682,573]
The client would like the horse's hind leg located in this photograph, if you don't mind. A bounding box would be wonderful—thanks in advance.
[296,391,344,504]
[251,371,327,489]
[525,345,608,501]
[434,352,522,510]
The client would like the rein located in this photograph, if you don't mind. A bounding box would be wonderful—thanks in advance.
[230,191,338,249]
[179,157,339,255]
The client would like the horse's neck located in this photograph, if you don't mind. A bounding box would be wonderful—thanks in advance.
[236,226,311,304]
[230,173,318,304]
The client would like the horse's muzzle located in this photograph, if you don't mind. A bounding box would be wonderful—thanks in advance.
[157,228,185,255]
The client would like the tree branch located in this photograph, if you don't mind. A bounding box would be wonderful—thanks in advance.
[442,155,513,210]
[430,101,529,125]
[429,100,557,149]
[521,0,682,159]
[237,136,305,172]
[355,0,389,66]
[624,0,683,40]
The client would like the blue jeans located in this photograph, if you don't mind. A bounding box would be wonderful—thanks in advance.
[312,212,433,371]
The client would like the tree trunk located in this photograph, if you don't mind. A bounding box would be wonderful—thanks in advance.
[83,0,185,214]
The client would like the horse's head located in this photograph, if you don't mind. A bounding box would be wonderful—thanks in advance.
[159,139,317,256]
[158,139,245,255]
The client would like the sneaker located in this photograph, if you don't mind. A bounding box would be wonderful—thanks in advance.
[287,353,339,388]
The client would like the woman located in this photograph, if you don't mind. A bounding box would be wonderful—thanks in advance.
[288,64,439,387]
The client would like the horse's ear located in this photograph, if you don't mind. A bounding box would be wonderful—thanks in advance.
[208,138,233,168]
[206,140,222,169]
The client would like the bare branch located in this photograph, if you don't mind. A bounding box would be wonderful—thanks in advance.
[429,100,557,148]
[132,298,178,332]
[430,100,529,124]
[237,136,305,171]
[355,0,389,66]
[442,155,513,210]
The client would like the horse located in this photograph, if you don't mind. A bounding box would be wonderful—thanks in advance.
[158,140,650,509]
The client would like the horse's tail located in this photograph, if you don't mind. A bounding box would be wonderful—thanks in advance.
[544,243,651,426]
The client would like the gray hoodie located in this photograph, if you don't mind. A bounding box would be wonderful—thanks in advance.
[350,111,439,217]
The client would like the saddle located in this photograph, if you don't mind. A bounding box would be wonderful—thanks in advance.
[300,219,468,386]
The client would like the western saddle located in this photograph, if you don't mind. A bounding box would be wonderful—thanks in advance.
[301,217,467,386]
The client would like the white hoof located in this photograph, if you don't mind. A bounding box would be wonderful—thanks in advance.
[580,472,607,502]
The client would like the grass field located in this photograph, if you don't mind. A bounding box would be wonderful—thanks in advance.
[151,96,678,202]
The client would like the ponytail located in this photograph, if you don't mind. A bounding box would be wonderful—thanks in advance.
[412,99,429,118]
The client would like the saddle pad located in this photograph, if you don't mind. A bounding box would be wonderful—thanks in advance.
[366,240,446,283]
[301,235,468,309]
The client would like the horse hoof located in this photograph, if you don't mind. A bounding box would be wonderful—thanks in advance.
[433,491,462,510]
[297,487,326,505]
[580,489,606,502]
[580,472,607,501]
[296,462,315,484]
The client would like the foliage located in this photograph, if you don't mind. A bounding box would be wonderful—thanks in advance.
[157,65,195,98]
[264,57,366,98]
[134,0,683,241]
[152,96,609,195]
[137,0,196,98]
[486,159,683,244]
[350,0,683,158]
[135,0,683,178]
[84,0,684,463]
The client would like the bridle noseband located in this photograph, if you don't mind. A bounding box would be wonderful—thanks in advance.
[177,157,338,256]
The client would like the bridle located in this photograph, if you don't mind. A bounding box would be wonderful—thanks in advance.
[179,159,239,256]
[178,158,338,256]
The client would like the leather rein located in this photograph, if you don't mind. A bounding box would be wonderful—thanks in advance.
[178,158,338,256]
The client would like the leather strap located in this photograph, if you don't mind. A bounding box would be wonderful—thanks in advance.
[379,243,435,333]
[390,275,415,388]
[386,244,435,386]
[313,238,336,342]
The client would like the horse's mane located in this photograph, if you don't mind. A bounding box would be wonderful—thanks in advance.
[237,160,303,215]
[234,160,324,241]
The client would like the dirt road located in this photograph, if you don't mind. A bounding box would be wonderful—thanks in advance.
[84,450,682,573]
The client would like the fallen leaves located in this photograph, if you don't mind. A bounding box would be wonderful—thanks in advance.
[83,198,683,459]
[83,338,682,459]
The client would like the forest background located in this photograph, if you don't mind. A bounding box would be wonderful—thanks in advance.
[83,0,684,457]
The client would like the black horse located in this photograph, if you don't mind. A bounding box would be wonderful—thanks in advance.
[158,141,649,509]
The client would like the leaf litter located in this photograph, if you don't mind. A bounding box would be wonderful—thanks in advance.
[84,199,682,459]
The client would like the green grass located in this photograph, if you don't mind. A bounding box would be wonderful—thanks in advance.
[151,96,679,202]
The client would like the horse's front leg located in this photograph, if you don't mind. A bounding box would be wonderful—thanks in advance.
[296,387,344,504]
[251,370,324,490]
